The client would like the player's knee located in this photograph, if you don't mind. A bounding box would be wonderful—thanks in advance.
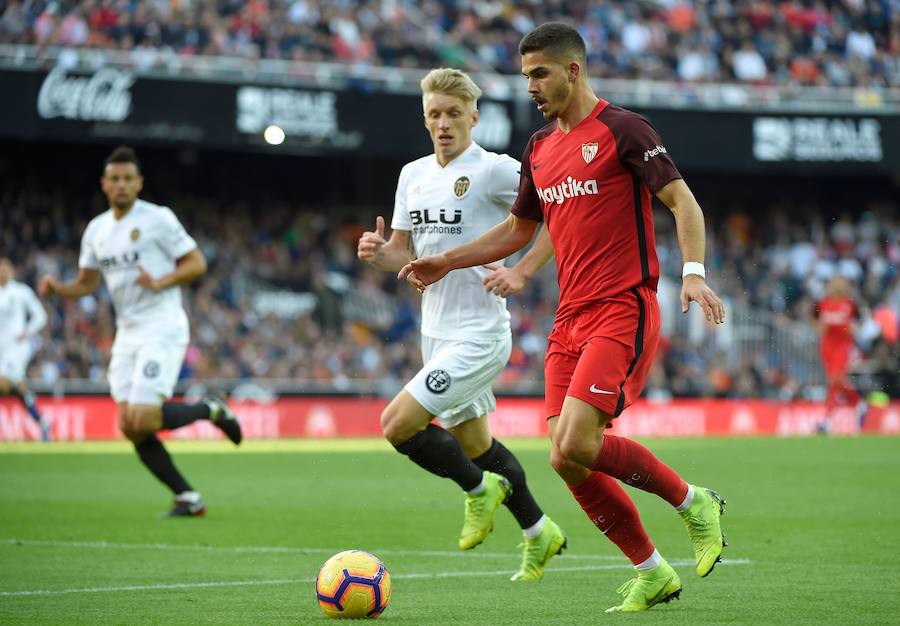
[119,406,157,441]
[119,417,143,443]
[556,432,596,469]
[380,406,415,445]
[459,438,490,459]
[550,445,591,485]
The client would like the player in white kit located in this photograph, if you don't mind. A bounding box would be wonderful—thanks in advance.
[357,68,566,581]
[38,146,242,517]
[0,258,50,441]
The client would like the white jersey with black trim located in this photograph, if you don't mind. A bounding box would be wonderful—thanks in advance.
[0,280,47,347]
[78,199,197,333]
[392,142,520,341]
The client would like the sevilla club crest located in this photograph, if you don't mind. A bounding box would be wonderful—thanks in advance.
[581,143,598,164]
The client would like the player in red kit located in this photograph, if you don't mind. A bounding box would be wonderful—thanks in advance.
[814,276,867,433]
[400,23,727,612]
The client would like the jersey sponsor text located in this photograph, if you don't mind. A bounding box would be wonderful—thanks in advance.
[536,177,599,205]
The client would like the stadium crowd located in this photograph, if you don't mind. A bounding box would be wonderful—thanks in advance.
[0,0,898,88]
[1,178,897,400]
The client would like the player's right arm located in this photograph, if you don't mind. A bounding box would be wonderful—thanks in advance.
[357,216,414,272]
[38,268,101,299]
[482,225,554,297]
[399,214,538,291]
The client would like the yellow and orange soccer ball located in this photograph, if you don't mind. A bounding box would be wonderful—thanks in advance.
[315,550,392,619]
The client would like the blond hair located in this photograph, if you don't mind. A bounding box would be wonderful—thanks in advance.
[420,68,482,109]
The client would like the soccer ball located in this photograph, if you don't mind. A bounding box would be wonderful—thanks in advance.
[315,550,392,619]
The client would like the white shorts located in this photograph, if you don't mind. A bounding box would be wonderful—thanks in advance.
[0,343,30,382]
[108,331,188,406]
[406,334,512,429]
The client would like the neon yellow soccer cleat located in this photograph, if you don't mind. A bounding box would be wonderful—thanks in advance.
[458,472,511,550]
[605,560,682,613]
[679,486,727,577]
[510,517,567,581]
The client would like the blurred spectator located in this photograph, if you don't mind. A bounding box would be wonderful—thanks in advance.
[0,0,896,89]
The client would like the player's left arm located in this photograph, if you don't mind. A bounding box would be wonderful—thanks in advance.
[482,226,554,297]
[655,178,725,324]
[136,248,207,292]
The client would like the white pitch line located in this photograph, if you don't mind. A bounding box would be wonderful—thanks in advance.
[0,560,753,598]
[0,538,625,561]
[2,538,754,564]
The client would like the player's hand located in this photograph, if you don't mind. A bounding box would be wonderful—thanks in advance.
[37,275,60,297]
[358,216,387,263]
[681,274,725,324]
[482,263,527,297]
[398,254,451,293]
[135,267,160,292]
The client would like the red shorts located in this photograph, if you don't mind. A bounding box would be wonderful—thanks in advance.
[821,340,853,378]
[544,286,660,419]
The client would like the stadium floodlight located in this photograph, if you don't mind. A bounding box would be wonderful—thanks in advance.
[263,125,285,145]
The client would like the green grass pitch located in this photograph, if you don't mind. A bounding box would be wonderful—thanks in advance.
[2,436,899,624]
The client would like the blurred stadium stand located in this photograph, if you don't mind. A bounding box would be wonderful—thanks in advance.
[0,1,897,403]
[2,146,897,401]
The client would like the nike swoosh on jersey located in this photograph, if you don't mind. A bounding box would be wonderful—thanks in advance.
[589,385,616,395]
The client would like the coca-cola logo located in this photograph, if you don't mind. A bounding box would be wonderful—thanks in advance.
[37,66,134,122]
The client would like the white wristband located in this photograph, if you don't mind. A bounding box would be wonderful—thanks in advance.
[682,262,705,279]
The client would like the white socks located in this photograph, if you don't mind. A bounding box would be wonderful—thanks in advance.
[676,484,695,512]
[466,475,487,496]
[523,515,546,539]
[177,490,201,503]
[635,549,663,571]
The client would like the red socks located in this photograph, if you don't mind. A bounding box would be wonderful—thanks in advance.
[590,435,688,508]
[826,381,860,414]
[569,472,655,565]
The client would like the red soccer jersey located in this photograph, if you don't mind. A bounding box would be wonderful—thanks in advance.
[511,99,681,323]
[815,296,858,346]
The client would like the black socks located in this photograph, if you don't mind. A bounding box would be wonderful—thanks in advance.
[134,434,192,494]
[161,401,211,430]
[393,424,483,492]
[473,439,544,529]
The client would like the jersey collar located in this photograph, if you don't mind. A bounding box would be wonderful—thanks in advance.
[434,141,481,169]
[555,98,610,136]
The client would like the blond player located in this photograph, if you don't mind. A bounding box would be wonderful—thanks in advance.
[358,68,566,581]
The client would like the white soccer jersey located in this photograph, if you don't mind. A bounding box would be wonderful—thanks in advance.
[0,280,47,347]
[78,199,197,332]
[392,142,519,341]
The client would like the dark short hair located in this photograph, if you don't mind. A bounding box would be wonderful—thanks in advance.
[518,22,586,64]
[103,145,141,173]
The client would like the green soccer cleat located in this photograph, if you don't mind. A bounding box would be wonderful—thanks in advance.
[510,517,567,581]
[458,472,511,550]
[605,560,682,613]
[679,485,727,577]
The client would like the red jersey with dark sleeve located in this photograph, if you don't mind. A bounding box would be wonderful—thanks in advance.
[511,99,681,323]
[815,296,858,346]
